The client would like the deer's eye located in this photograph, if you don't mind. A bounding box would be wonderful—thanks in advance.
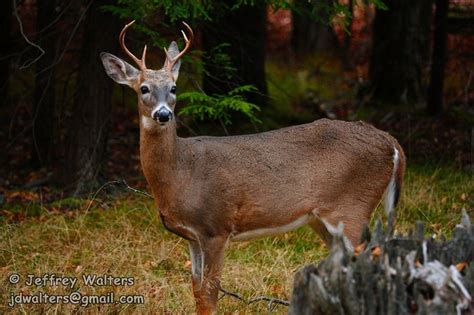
[170,85,177,94]
[140,86,150,94]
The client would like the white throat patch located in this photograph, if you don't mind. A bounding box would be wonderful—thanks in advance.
[141,115,156,130]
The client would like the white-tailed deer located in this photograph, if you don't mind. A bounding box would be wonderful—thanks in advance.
[101,21,406,314]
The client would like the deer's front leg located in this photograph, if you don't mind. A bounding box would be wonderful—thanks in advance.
[188,236,227,315]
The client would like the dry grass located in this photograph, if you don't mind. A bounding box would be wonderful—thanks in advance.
[0,164,472,314]
[373,163,473,236]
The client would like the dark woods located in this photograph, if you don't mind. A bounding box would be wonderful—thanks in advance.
[3,0,125,196]
[1,0,472,197]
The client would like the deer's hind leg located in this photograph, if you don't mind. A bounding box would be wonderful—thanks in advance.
[309,215,356,251]
[188,236,227,315]
[310,204,372,251]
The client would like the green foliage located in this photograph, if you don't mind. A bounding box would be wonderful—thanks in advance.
[105,0,215,22]
[105,1,388,33]
[104,1,266,127]
[178,86,262,125]
[265,54,349,129]
[202,43,237,80]
[369,0,388,10]
[287,0,387,33]
[104,0,388,126]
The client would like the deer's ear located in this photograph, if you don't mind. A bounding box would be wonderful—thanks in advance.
[163,41,181,80]
[100,52,139,87]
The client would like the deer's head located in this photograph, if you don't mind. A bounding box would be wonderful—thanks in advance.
[100,21,193,129]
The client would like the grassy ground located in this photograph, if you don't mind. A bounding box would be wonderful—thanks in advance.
[0,163,472,314]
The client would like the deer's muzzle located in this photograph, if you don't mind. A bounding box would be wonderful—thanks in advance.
[152,105,173,123]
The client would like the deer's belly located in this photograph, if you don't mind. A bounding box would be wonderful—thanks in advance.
[229,213,313,241]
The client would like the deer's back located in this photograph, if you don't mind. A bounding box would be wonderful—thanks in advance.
[168,119,400,236]
[180,119,398,172]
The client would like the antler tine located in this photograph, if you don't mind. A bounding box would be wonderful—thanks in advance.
[119,20,147,71]
[142,45,147,63]
[166,21,194,76]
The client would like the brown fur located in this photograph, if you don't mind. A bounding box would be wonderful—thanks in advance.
[101,39,406,314]
[141,119,401,241]
[139,116,405,314]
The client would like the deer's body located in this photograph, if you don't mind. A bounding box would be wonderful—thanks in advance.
[101,21,406,314]
[142,118,403,244]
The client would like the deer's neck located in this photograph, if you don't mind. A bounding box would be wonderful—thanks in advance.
[139,118,178,199]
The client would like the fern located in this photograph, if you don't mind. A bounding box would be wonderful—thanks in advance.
[178,86,261,125]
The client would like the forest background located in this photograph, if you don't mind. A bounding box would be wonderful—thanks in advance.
[0,0,473,313]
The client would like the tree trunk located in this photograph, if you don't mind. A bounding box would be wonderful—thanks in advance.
[291,0,340,55]
[427,0,448,116]
[64,0,121,195]
[343,0,354,69]
[202,1,267,107]
[0,0,13,108]
[32,0,58,167]
[369,0,433,105]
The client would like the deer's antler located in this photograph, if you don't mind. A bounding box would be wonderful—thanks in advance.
[164,21,194,79]
[119,20,147,71]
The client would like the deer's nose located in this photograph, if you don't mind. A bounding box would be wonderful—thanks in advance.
[153,108,173,122]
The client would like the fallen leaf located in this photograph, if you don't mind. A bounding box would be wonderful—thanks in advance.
[354,243,366,256]
[144,261,159,268]
[456,262,467,272]
[6,190,38,202]
[429,223,442,233]
[371,246,381,258]
[63,262,74,271]
[271,284,285,294]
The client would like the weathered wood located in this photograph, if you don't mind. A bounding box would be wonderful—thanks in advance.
[290,211,473,314]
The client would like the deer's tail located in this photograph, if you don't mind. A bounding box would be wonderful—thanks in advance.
[384,146,405,216]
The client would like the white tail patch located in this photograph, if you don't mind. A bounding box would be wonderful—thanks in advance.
[384,147,400,216]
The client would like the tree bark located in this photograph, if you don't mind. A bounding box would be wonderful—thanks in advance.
[369,0,433,105]
[64,0,121,195]
[427,0,448,116]
[202,1,267,107]
[290,216,474,315]
[32,0,58,167]
[291,0,340,55]
[0,0,13,108]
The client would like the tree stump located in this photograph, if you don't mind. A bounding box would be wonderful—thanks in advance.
[290,211,473,314]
